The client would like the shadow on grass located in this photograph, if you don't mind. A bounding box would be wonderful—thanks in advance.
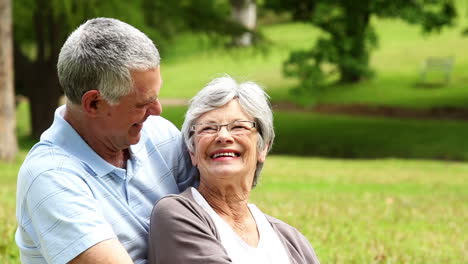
[159,105,468,161]
[272,111,468,161]
[412,81,449,89]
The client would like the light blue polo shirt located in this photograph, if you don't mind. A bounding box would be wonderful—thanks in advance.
[15,105,197,264]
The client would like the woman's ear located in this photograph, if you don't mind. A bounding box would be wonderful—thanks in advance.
[189,151,198,167]
[257,144,269,163]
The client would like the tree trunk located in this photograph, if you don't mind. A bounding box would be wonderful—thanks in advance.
[339,2,371,83]
[0,0,18,161]
[28,61,62,139]
[14,0,64,139]
[230,0,256,46]
[29,5,62,139]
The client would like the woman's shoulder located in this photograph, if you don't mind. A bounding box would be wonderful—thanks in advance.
[152,189,198,215]
[264,214,304,239]
[148,190,230,263]
[264,213,321,264]
[151,188,217,230]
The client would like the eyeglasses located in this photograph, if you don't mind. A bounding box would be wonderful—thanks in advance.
[190,120,256,136]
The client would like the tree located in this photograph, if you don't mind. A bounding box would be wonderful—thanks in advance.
[14,0,242,138]
[265,0,457,89]
[141,0,247,48]
[14,0,105,138]
[0,0,18,161]
[230,0,257,46]
[14,0,166,138]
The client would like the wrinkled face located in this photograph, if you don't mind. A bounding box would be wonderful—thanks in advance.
[97,67,162,150]
[190,99,267,186]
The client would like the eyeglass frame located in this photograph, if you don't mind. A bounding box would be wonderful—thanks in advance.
[190,120,257,137]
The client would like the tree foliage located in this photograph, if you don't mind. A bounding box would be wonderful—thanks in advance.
[14,0,104,138]
[265,0,457,90]
[13,0,246,138]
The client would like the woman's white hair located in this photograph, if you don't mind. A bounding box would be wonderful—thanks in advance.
[182,76,275,187]
[57,17,160,105]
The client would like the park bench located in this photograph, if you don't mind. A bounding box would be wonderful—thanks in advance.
[420,56,454,83]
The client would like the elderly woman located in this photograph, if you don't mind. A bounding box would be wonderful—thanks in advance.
[148,76,320,264]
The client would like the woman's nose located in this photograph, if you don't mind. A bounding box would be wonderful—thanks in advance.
[215,126,234,143]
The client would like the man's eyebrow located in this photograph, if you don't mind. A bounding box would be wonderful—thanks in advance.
[147,94,160,102]
[150,94,160,101]
[137,95,159,106]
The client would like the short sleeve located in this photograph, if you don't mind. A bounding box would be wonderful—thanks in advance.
[18,170,115,264]
[148,195,231,264]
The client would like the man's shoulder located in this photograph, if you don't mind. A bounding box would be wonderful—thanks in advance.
[140,116,185,155]
[21,141,82,174]
[143,116,179,137]
[17,141,89,194]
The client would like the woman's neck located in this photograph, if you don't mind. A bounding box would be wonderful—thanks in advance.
[198,182,259,247]
[199,183,249,216]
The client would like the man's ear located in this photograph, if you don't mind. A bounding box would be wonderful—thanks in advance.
[81,90,101,116]
[257,144,269,163]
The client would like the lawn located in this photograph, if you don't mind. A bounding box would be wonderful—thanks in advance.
[252,156,468,263]
[2,153,467,263]
[0,154,24,264]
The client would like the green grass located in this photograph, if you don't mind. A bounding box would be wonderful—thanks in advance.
[162,105,468,160]
[251,156,468,263]
[274,111,468,160]
[314,16,468,108]
[2,153,466,263]
[0,153,25,263]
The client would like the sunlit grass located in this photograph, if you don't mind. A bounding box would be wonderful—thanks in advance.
[252,156,468,263]
[2,152,466,263]
[0,153,26,264]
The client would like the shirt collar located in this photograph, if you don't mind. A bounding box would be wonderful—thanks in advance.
[41,105,117,178]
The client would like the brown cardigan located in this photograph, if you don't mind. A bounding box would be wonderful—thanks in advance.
[148,189,320,264]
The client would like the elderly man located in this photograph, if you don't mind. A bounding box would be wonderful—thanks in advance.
[15,18,197,264]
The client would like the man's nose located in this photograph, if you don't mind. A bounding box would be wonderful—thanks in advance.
[147,100,162,116]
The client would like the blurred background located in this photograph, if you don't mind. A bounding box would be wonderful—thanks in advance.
[1,0,467,263]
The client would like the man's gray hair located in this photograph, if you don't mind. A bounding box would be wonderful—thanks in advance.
[57,17,160,105]
[182,76,275,187]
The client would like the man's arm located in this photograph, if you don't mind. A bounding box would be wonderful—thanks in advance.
[69,239,133,264]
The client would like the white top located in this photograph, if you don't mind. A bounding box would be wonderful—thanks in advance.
[191,187,290,264]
